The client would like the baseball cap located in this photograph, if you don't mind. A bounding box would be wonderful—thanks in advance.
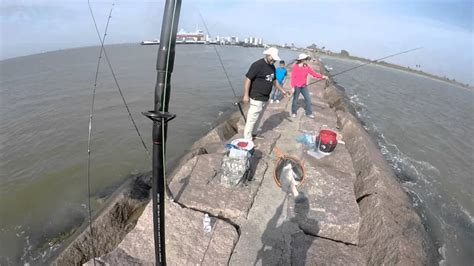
[263,47,281,61]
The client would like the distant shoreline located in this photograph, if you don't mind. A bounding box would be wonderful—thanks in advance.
[323,53,473,90]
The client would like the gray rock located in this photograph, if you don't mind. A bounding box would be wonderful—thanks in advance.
[53,175,152,265]
[303,143,356,180]
[253,130,281,157]
[168,147,207,183]
[357,194,429,265]
[289,163,360,245]
[291,232,366,266]
[192,120,237,150]
[169,153,268,222]
[298,111,338,134]
[336,110,432,264]
[87,201,238,265]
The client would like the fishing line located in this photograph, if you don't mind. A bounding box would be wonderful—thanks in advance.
[197,10,247,122]
[306,47,422,86]
[85,1,116,264]
[87,1,150,158]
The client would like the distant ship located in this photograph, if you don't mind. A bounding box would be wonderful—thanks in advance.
[141,29,206,45]
[141,39,160,45]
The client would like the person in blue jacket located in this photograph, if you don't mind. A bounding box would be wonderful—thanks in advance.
[270,60,288,103]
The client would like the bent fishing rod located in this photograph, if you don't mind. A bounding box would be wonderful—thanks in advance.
[198,11,247,122]
[142,0,181,265]
[307,47,422,86]
[85,1,116,265]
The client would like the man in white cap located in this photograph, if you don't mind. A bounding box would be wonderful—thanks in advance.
[242,47,288,140]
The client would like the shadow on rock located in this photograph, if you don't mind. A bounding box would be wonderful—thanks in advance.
[259,111,291,134]
[244,150,263,184]
[291,194,320,266]
[255,193,318,265]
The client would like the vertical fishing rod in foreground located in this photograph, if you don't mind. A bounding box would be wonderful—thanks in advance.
[142,0,181,265]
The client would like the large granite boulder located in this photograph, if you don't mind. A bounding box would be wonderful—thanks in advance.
[169,153,268,223]
[288,163,360,245]
[86,201,238,265]
[336,110,433,265]
[53,174,152,265]
[291,232,366,266]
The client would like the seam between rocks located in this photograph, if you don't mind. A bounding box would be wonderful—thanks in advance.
[200,216,219,265]
[170,200,241,233]
[356,193,374,204]
[171,198,243,265]
[244,162,269,220]
[301,230,358,246]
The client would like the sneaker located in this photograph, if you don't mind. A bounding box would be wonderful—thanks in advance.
[306,114,315,119]
[270,99,274,103]
[275,100,280,103]
[291,113,297,118]
[252,134,265,140]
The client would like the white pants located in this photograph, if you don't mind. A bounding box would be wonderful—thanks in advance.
[244,98,268,140]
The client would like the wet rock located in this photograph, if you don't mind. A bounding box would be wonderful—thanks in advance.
[336,110,432,264]
[358,194,430,265]
[337,111,409,200]
[324,85,349,112]
[291,232,366,266]
[53,175,152,265]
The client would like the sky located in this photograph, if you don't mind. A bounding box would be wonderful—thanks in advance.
[1,0,473,85]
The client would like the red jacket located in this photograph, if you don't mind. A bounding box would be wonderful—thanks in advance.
[291,63,323,88]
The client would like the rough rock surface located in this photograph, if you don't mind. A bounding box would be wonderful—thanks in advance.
[291,232,366,266]
[290,162,360,245]
[169,153,269,222]
[326,84,433,265]
[230,76,362,264]
[53,174,152,265]
[86,201,238,265]
[58,59,433,266]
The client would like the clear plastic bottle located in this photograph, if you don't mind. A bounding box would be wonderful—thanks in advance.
[203,213,212,233]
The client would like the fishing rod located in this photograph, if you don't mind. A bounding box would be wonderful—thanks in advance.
[142,0,181,264]
[306,47,423,86]
[85,1,116,264]
[198,11,247,122]
[88,1,150,159]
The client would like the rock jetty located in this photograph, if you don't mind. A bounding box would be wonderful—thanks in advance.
[55,60,433,265]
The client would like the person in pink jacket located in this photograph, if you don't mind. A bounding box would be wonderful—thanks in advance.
[290,53,328,118]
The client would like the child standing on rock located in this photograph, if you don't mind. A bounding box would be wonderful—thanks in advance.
[270,60,287,103]
[290,53,328,118]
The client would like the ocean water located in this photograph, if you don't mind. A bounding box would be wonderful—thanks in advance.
[322,56,473,265]
[0,44,298,264]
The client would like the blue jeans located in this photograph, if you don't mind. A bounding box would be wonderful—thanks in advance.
[270,81,284,100]
[291,86,312,115]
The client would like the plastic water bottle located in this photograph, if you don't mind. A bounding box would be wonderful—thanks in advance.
[203,213,212,233]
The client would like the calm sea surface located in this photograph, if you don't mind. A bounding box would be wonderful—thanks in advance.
[323,56,473,265]
[0,44,298,264]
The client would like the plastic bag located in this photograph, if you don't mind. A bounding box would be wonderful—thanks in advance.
[296,133,315,148]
